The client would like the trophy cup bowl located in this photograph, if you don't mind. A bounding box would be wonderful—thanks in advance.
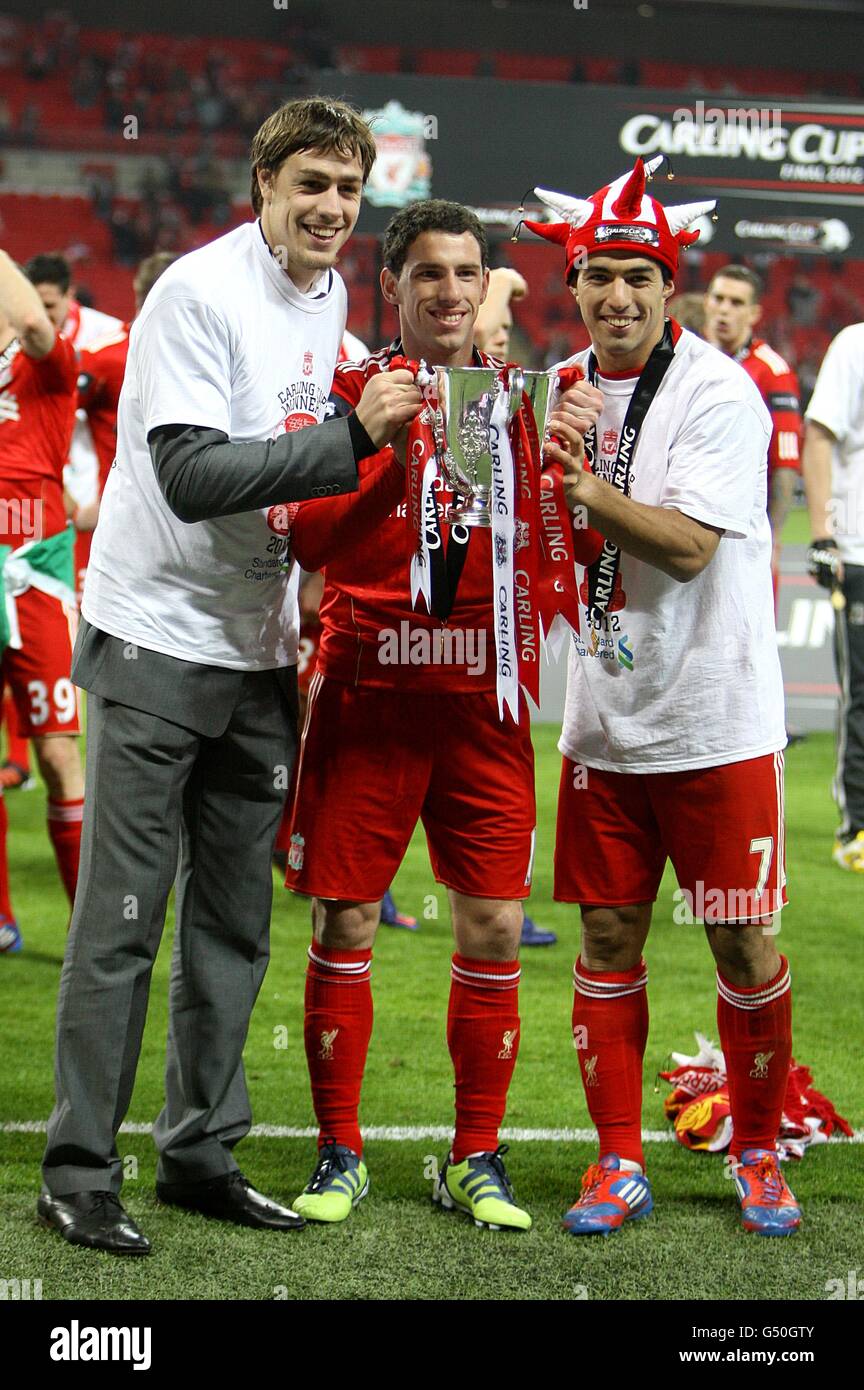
[435,366,524,527]
[518,369,559,456]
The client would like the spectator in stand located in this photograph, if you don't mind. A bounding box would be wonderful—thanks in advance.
[704,265,802,599]
[18,102,40,146]
[786,273,821,328]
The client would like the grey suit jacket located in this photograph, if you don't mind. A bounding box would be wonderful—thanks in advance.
[72,619,297,739]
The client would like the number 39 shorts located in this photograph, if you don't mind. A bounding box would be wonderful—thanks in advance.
[554,751,787,922]
[281,675,537,902]
[1,587,81,737]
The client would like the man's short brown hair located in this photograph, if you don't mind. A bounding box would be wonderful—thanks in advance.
[249,97,377,215]
[709,264,764,304]
[381,200,489,277]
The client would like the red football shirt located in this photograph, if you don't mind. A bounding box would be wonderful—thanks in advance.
[76,324,131,495]
[736,337,802,476]
[0,332,77,545]
[288,342,501,692]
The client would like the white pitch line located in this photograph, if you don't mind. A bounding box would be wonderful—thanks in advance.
[2,1121,862,1143]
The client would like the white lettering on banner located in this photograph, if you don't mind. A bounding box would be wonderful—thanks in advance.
[593,539,618,608]
[539,489,568,561]
[514,569,537,662]
[619,114,864,183]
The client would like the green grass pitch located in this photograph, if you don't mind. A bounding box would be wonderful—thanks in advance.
[1,725,861,1301]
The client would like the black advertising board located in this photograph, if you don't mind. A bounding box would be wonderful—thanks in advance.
[315,72,864,254]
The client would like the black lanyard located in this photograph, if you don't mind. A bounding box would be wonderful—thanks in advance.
[583,320,676,624]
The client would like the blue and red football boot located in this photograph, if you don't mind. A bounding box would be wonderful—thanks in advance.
[379,890,418,931]
[562,1153,653,1235]
[734,1148,801,1236]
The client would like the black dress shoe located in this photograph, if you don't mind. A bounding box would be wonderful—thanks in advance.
[37,1190,152,1256]
[155,1170,305,1231]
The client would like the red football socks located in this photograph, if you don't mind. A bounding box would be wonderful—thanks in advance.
[0,792,14,922]
[447,953,521,1162]
[304,940,374,1156]
[717,955,792,1156]
[572,956,649,1169]
[46,797,84,907]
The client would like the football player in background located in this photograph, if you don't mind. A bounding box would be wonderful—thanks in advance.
[1,253,122,791]
[703,265,803,597]
[281,199,594,1231]
[0,250,83,953]
[74,253,179,536]
[802,322,864,871]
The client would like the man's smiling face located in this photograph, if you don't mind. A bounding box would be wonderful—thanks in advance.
[572,252,673,371]
[381,230,489,366]
[258,147,364,292]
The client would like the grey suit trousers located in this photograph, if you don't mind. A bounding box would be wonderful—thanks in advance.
[42,621,298,1194]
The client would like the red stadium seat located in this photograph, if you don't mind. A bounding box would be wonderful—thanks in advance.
[494,53,575,83]
[415,49,479,78]
[335,45,401,74]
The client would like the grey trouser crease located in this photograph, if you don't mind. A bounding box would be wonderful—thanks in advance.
[42,673,296,1195]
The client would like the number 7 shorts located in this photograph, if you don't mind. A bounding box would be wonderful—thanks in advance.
[554,751,787,921]
[283,675,536,902]
[1,587,81,736]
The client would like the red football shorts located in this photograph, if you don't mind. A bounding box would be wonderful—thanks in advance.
[283,675,536,901]
[1,587,81,737]
[555,751,787,922]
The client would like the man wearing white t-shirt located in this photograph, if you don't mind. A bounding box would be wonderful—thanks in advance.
[527,160,799,1237]
[802,323,864,871]
[39,97,423,1256]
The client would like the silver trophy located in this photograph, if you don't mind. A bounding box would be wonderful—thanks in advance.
[432,366,525,527]
[519,369,560,448]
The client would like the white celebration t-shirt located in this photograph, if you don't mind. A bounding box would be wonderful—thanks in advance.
[83,220,347,669]
[805,322,864,567]
[557,328,786,773]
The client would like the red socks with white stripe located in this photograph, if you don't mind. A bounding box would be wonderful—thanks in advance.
[572,956,649,1170]
[717,955,792,1156]
[46,797,84,906]
[447,953,521,1162]
[304,940,374,1156]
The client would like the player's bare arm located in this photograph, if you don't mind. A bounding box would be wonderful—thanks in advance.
[0,250,56,358]
[550,414,721,582]
[768,464,797,548]
[802,418,837,541]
